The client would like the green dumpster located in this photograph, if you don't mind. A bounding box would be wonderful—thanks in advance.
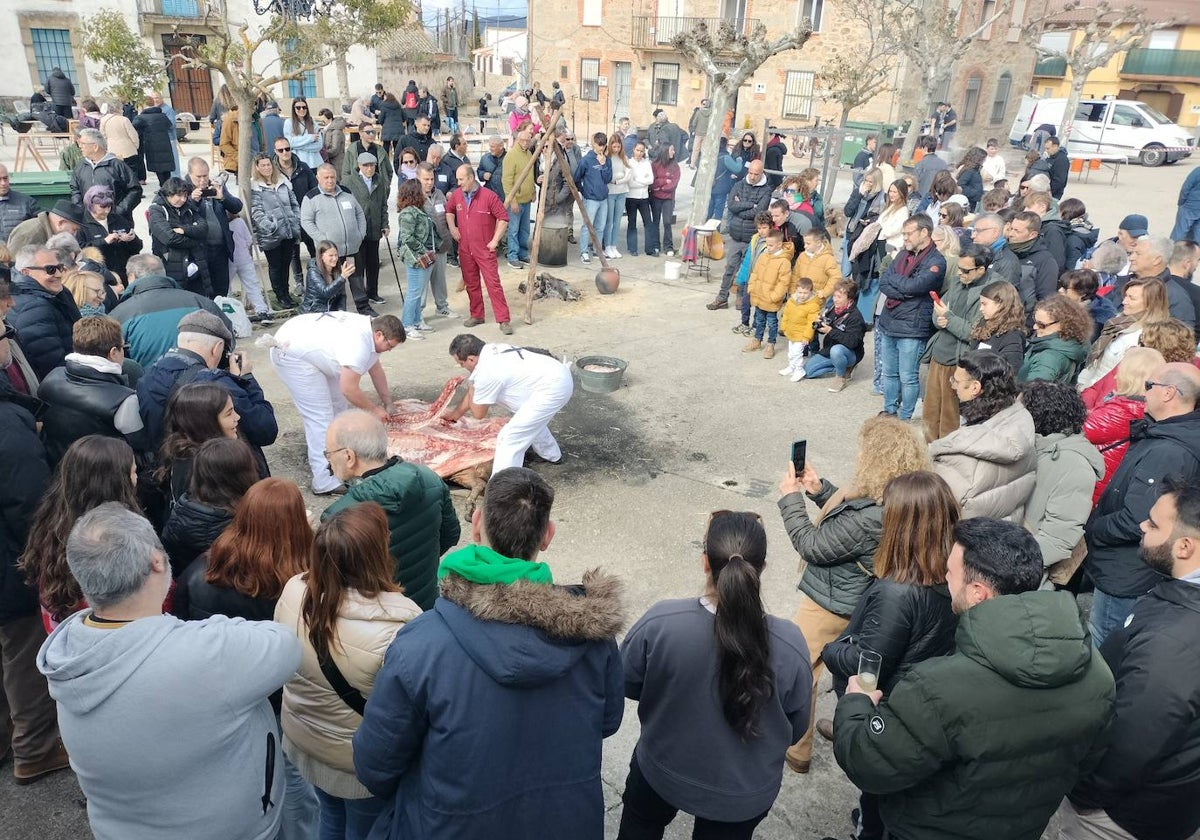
[840,121,886,166]
[10,171,73,211]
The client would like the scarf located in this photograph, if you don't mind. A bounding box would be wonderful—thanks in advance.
[438,544,553,586]
[1086,313,1136,365]
[1007,236,1037,256]
[79,303,107,317]
[884,243,936,309]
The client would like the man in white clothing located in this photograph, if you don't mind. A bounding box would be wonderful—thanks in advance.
[442,333,573,474]
[269,312,405,494]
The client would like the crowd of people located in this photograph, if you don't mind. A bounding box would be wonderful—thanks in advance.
[3,73,1200,840]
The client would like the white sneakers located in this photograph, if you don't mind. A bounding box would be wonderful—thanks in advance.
[778,366,793,376]
[790,368,807,382]
[581,252,591,263]
[604,246,623,259]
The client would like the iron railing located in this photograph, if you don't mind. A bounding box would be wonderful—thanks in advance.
[631,16,760,49]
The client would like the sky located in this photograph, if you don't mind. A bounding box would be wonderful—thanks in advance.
[418,0,529,24]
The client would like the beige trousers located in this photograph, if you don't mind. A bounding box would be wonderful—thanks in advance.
[786,592,851,766]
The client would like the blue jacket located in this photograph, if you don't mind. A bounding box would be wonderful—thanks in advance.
[354,569,624,840]
[136,347,278,452]
[477,151,506,200]
[6,274,80,380]
[110,275,232,368]
[877,244,947,340]
[573,150,612,201]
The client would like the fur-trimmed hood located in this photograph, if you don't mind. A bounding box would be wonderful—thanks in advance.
[435,570,624,688]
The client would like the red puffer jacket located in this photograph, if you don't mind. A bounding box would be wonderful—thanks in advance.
[1083,395,1146,505]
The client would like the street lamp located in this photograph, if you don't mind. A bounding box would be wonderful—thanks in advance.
[252,0,337,20]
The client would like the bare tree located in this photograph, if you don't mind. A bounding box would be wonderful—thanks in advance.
[672,20,813,228]
[310,0,413,102]
[883,0,1014,163]
[1026,0,1178,154]
[179,16,331,207]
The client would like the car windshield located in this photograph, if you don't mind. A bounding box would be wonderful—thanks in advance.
[1137,102,1170,124]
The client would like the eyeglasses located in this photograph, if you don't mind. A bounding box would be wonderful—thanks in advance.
[28,264,64,275]
[742,139,753,144]
[275,146,291,153]
[1145,381,1177,393]
[322,446,349,460]
[958,263,982,273]
[1033,319,1059,330]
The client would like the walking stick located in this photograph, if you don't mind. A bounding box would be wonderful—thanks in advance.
[386,240,406,304]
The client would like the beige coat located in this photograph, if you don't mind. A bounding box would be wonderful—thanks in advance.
[99,113,140,160]
[275,575,422,798]
[930,401,1038,522]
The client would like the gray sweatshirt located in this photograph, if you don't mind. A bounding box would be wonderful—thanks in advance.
[38,611,301,840]
[300,185,366,256]
[621,598,812,821]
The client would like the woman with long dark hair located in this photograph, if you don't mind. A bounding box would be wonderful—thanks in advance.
[378,92,405,172]
[969,280,1027,373]
[930,349,1037,520]
[250,152,302,310]
[735,131,761,165]
[820,471,961,840]
[617,511,811,840]
[648,143,680,257]
[396,179,436,337]
[277,501,421,839]
[162,437,260,577]
[301,239,349,314]
[21,436,141,631]
[157,382,242,506]
[955,147,987,211]
[603,134,631,259]
[285,98,323,168]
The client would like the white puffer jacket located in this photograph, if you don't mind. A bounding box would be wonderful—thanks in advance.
[275,574,422,798]
[930,401,1038,522]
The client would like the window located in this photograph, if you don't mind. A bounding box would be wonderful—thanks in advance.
[799,0,824,31]
[1076,102,1108,123]
[962,74,983,125]
[1111,104,1147,127]
[782,70,815,119]
[583,0,602,27]
[1038,31,1070,56]
[30,29,77,87]
[502,57,513,76]
[652,62,679,105]
[1147,29,1179,50]
[284,38,317,99]
[989,72,1012,124]
[580,58,600,101]
[980,0,997,39]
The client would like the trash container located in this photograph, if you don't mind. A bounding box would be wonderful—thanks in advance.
[840,121,886,167]
[10,171,73,211]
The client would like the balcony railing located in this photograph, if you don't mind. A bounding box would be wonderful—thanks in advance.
[1121,48,1200,80]
[631,16,760,49]
[138,0,225,19]
[1033,56,1067,77]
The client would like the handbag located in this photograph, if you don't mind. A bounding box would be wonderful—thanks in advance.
[849,221,882,261]
[399,211,437,269]
[318,654,367,716]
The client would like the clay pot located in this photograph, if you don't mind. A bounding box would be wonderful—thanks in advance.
[595,267,620,295]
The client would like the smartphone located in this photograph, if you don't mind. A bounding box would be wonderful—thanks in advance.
[929,290,943,306]
[791,440,807,476]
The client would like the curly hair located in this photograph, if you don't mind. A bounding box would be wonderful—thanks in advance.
[797,167,821,200]
[971,281,1027,340]
[1020,380,1087,436]
[848,416,931,502]
[1139,318,1197,364]
[1034,294,1094,345]
[959,349,1018,426]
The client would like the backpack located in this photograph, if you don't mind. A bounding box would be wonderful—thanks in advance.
[403,90,418,110]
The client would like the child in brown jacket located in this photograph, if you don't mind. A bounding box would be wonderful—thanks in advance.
[743,229,792,359]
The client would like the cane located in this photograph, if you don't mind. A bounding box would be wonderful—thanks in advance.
[386,241,406,303]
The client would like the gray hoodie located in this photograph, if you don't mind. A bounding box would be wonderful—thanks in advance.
[37,611,301,840]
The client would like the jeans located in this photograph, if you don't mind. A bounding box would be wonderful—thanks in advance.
[804,344,855,378]
[313,787,387,840]
[604,192,626,248]
[579,197,607,257]
[281,752,319,840]
[752,307,779,343]
[507,200,531,262]
[738,285,752,326]
[616,755,769,840]
[1089,589,1139,649]
[717,241,749,302]
[402,265,431,327]
[706,189,730,224]
[649,196,675,253]
[880,331,924,419]
[626,197,652,254]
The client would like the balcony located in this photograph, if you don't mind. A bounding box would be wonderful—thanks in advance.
[138,0,225,20]
[1033,56,1067,78]
[1121,48,1200,82]
[631,16,760,50]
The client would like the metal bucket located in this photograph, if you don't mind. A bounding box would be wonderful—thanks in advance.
[574,356,628,394]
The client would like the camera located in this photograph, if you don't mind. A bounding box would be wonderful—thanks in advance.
[201,187,217,198]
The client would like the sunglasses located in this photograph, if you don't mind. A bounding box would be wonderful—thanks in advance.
[275,146,291,153]
[1033,319,1059,330]
[1145,380,1177,393]
[29,263,65,275]
[294,105,308,110]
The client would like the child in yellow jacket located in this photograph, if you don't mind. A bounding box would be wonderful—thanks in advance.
[743,229,792,360]
[778,277,823,380]
[792,228,842,302]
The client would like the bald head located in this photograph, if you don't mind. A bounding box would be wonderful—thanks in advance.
[456,163,476,191]
[747,160,765,182]
[1147,363,1200,420]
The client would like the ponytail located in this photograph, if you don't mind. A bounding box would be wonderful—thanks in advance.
[706,513,773,740]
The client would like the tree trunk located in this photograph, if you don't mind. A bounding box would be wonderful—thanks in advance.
[1059,73,1087,143]
[826,106,853,202]
[688,83,737,228]
[336,54,351,104]
[235,90,257,212]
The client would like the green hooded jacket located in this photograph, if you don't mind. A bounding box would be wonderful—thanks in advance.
[833,591,1114,840]
[1017,333,1090,384]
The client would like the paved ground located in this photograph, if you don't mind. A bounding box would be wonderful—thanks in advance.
[0,132,1195,838]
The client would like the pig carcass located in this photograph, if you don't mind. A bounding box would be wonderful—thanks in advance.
[385,376,508,517]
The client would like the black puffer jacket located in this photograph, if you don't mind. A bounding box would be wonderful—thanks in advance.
[133,107,176,174]
[6,274,80,380]
[70,154,142,217]
[77,211,142,280]
[823,579,958,694]
[161,495,233,576]
[0,381,52,623]
[779,479,882,618]
[44,69,74,108]
[725,176,773,243]
[0,190,41,242]
[148,192,211,296]
[173,555,277,622]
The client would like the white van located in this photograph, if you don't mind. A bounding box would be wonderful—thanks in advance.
[1009,95,1195,166]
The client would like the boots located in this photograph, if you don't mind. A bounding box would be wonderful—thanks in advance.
[763,343,776,360]
[742,339,761,352]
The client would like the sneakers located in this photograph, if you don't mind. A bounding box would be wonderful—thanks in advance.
[706,299,728,310]
[732,323,752,335]
[314,484,348,496]
[405,328,426,340]
[604,246,623,259]
[435,307,457,317]
[665,249,676,257]
[828,377,849,392]
[742,339,762,353]
[791,368,808,382]
[463,317,485,327]
[369,295,387,304]
[581,252,591,264]
[507,259,525,270]
[763,343,776,360]
[14,742,70,785]
[499,321,513,335]
[416,321,434,332]
[779,365,794,376]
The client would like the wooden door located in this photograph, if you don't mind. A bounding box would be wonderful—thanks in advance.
[162,35,213,117]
